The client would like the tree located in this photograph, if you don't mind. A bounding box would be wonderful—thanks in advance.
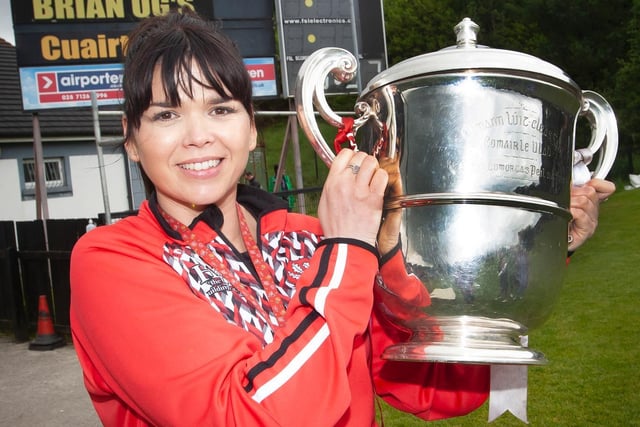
[612,0,640,174]
[383,0,458,65]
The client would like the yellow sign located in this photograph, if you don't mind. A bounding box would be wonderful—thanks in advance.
[31,0,195,20]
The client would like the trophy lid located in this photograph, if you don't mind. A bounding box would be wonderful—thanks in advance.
[362,17,580,95]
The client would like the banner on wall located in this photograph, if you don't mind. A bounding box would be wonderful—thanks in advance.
[10,0,278,110]
[19,63,124,110]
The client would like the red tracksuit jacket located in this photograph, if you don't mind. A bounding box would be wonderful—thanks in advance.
[70,185,488,426]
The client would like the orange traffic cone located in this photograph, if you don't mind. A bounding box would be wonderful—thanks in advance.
[29,295,65,351]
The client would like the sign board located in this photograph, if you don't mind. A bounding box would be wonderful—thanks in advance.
[244,58,278,98]
[18,59,277,110]
[19,64,124,110]
[10,0,278,110]
[275,0,387,98]
[10,1,214,67]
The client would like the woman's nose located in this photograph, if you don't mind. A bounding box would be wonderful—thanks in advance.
[185,116,214,147]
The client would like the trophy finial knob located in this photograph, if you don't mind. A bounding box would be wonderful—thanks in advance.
[455,17,480,48]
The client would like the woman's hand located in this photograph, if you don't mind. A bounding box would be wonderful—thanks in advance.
[318,150,388,247]
[568,178,616,251]
[377,155,403,256]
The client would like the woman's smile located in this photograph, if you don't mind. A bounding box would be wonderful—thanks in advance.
[178,158,222,172]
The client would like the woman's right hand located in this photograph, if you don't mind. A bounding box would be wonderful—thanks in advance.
[568,178,615,251]
[318,149,388,247]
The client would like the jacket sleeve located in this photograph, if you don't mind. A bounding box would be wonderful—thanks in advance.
[371,247,490,421]
[70,226,378,427]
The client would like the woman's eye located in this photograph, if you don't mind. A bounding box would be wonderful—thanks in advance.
[211,105,237,116]
[153,111,176,121]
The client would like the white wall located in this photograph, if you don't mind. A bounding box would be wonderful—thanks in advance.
[0,153,130,221]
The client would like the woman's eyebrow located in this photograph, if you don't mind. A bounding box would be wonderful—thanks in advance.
[149,100,173,108]
[147,94,232,107]
[207,95,232,104]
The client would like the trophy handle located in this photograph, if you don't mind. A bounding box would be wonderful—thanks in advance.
[295,48,359,167]
[574,90,618,183]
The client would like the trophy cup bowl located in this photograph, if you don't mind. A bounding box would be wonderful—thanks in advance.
[295,18,617,364]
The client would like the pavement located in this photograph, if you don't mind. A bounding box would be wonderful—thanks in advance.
[0,335,101,426]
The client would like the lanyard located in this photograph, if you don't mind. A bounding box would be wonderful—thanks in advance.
[159,203,287,327]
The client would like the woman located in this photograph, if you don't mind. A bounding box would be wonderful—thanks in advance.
[70,8,614,426]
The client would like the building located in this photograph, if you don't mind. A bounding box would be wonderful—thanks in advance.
[0,38,144,222]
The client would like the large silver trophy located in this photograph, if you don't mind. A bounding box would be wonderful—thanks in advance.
[295,18,617,364]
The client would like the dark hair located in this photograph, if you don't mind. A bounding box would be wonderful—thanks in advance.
[122,8,254,194]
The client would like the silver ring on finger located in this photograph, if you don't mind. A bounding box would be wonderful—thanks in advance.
[348,164,360,175]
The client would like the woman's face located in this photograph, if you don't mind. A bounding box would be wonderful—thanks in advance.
[124,63,256,224]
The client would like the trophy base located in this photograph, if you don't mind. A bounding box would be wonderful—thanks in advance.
[382,316,548,365]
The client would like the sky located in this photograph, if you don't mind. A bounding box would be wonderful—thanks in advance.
[1,0,14,45]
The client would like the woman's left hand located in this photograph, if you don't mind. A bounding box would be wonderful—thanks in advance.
[376,156,403,257]
[568,178,616,251]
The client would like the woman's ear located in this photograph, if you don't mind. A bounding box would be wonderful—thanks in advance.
[122,116,139,161]
[249,122,258,151]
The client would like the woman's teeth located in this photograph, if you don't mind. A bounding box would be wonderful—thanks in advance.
[180,159,221,171]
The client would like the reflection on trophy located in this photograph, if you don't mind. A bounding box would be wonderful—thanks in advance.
[295,18,617,364]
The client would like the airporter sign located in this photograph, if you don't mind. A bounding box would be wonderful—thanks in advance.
[11,0,277,110]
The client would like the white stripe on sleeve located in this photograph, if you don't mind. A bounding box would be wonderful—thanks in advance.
[314,243,348,317]
[251,323,330,403]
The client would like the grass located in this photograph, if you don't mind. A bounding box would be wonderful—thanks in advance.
[257,116,333,188]
[260,118,640,425]
[258,116,335,216]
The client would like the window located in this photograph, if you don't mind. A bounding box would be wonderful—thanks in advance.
[21,157,71,197]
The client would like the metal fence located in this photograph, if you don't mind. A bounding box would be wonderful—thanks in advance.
[273,186,322,216]
[0,219,88,341]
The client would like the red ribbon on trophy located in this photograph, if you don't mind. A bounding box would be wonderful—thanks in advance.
[333,116,357,153]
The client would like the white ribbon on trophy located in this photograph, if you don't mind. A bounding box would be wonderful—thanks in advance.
[573,149,594,186]
[488,336,529,423]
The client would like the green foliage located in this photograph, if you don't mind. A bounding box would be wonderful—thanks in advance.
[612,1,640,138]
[378,188,640,425]
[383,0,458,64]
